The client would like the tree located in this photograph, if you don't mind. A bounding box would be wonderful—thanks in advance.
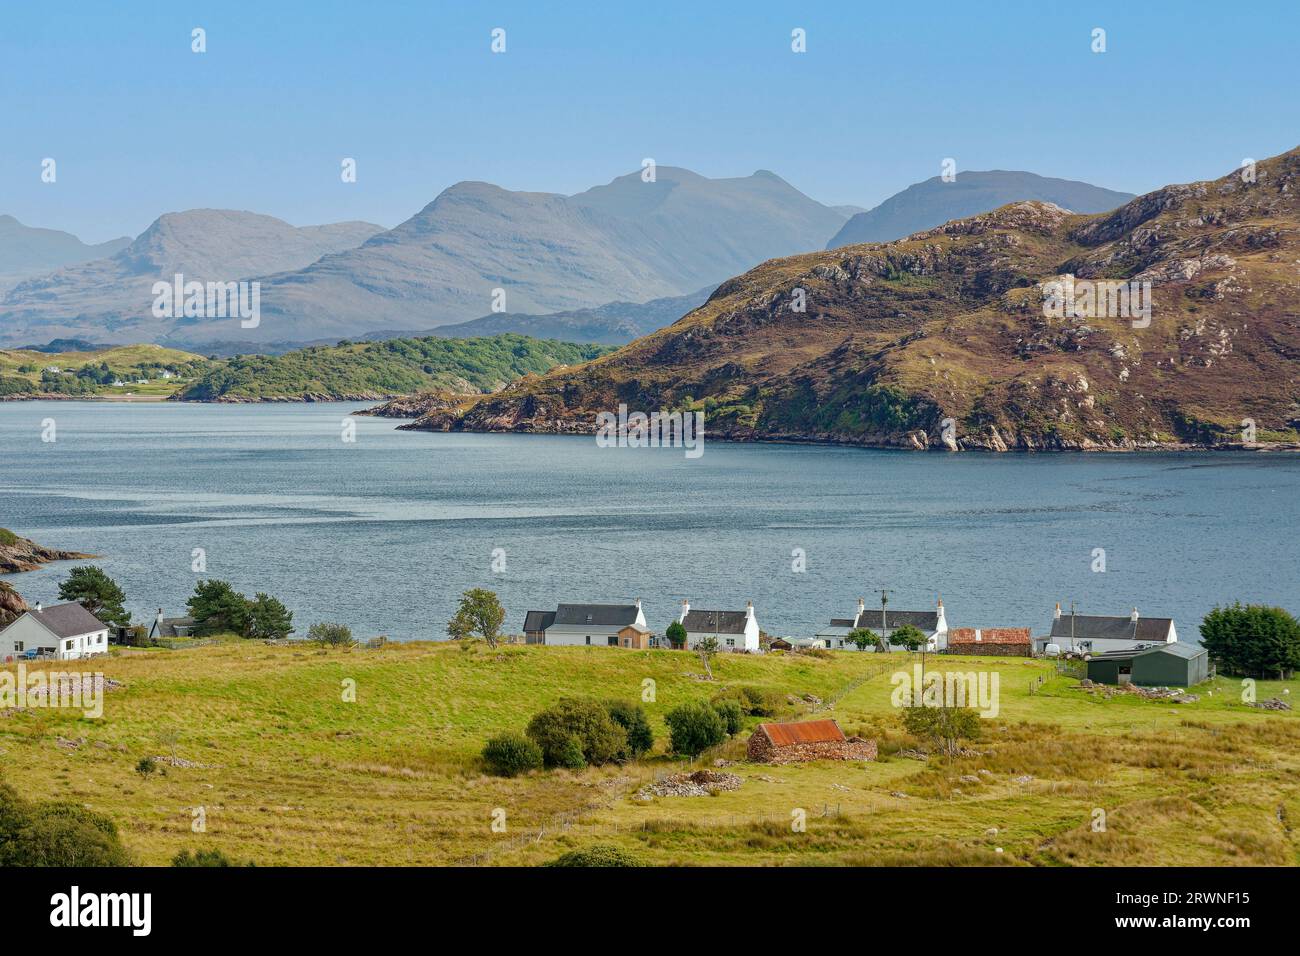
[712,699,744,736]
[664,700,726,756]
[187,579,251,636]
[604,700,654,758]
[901,706,981,758]
[246,593,294,640]
[846,627,880,651]
[526,698,627,768]
[0,788,132,867]
[308,622,354,648]
[1200,603,1300,678]
[57,566,129,628]
[545,844,644,867]
[482,732,545,777]
[889,624,928,652]
[695,635,719,679]
[664,620,687,649]
[447,588,506,649]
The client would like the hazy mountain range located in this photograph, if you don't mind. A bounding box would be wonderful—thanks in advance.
[827,171,1134,248]
[0,166,1134,349]
[0,215,130,288]
[395,147,1300,450]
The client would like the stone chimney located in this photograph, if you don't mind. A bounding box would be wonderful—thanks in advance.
[1054,602,1062,620]
[1130,607,1139,623]
[679,599,690,623]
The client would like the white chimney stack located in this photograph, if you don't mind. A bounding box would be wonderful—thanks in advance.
[1054,602,1062,620]
[35,602,42,613]
[936,596,947,630]
[679,599,690,623]
[746,600,755,619]
[1131,607,1139,623]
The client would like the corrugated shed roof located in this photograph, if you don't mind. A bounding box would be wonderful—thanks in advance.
[522,610,556,632]
[949,627,1032,645]
[1090,642,1205,662]
[758,719,845,746]
[28,602,107,639]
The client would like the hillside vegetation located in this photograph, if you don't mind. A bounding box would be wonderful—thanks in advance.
[172,335,611,401]
[0,344,208,398]
[405,147,1300,450]
[1,642,1295,866]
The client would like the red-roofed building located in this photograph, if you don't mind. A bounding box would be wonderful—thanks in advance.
[945,626,1032,657]
[747,719,877,764]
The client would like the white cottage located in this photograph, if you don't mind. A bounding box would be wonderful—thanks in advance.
[0,602,110,661]
[677,600,760,652]
[1038,604,1177,656]
[521,600,651,647]
[815,597,949,651]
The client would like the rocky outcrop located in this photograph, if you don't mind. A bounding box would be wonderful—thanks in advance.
[0,529,95,574]
[357,391,477,419]
[0,581,29,627]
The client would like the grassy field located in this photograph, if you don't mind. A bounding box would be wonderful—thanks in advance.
[1,642,1296,866]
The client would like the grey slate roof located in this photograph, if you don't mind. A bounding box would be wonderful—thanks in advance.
[553,604,639,627]
[854,609,939,631]
[681,610,748,634]
[1049,614,1173,643]
[29,602,108,638]
[1089,642,1205,662]
[522,610,556,633]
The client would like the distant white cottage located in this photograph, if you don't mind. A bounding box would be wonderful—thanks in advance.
[677,600,760,652]
[521,600,653,648]
[815,597,949,651]
[1038,604,1177,656]
[0,602,110,661]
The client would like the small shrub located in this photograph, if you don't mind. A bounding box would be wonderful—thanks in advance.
[308,622,354,648]
[664,700,726,756]
[482,732,544,777]
[172,848,252,867]
[739,685,782,717]
[604,700,654,758]
[555,736,587,770]
[135,757,157,779]
[545,843,644,867]
[712,699,744,736]
[526,698,627,768]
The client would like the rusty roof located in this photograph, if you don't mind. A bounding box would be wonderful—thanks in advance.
[757,719,845,746]
[948,627,1031,645]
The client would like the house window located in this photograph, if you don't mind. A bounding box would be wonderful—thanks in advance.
[65,640,75,651]
[608,636,618,647]
[725,638,735,647]
[13,642,23,652]
[585,636,591,645]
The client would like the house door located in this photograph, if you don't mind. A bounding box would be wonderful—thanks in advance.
[1118,666,1132,685]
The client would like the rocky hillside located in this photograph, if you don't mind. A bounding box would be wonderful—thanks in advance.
[0,528,94,574]
[397,148,1300,451]
[0,581,29,628]
[0,215,130,287]
[828,171,1133,248]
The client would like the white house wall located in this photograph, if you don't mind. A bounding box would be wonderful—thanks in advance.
[0,616,108,661]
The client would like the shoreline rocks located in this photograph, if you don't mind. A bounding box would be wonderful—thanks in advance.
[0,530,96,574]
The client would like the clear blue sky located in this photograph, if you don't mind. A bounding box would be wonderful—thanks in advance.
[3,0,1297,243]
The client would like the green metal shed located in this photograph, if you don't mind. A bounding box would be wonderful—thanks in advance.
[1086,642,1209,687]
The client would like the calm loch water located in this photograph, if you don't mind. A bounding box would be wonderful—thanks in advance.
[2,401,1297,644]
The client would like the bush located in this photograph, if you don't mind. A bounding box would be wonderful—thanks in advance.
[712,699,744,736]
[526,698,627,768]
[545,844,644,867]
[739,685,782,717]
[135,756,157,778]
[482,732,544,777]
[901,706,982,757]
[604,700,654,758]
[664,700,726,756]
[172,848,252,867]
[0,793,132,867]
[308,622,354,648]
